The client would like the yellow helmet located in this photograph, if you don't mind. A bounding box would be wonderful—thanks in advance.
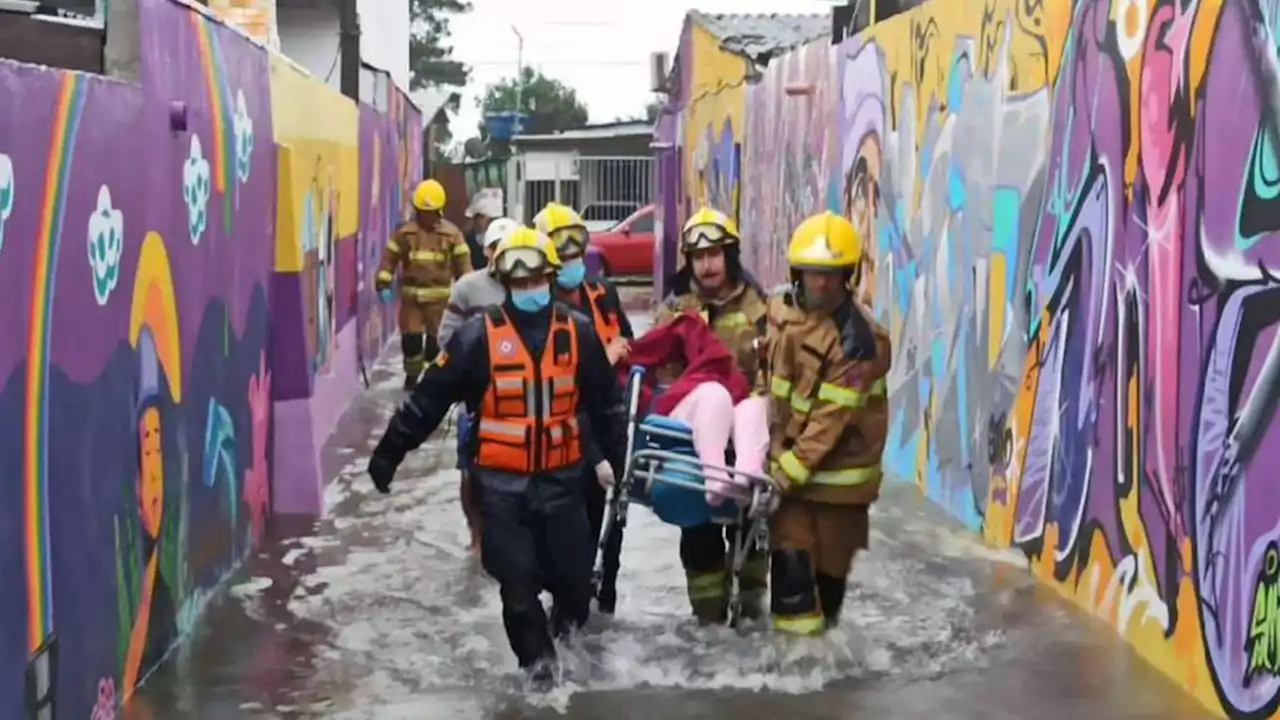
[681,207,740,251]
[492,227,562,280]
[533,202,589,259]
[786,211,862,271]
[412,179,447,212]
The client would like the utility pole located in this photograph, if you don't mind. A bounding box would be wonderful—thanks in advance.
[512,25,524,132]
[338,0,360,101]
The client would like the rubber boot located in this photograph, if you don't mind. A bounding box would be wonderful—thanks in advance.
[403,371,419,392]
[687,570,729,624]
[815,573,847,629]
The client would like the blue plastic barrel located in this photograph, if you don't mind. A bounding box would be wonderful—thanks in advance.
[485,112,528,141]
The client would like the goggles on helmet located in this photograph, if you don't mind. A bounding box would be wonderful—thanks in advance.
[682,223,736,251]
[494,246,556,279]
[549,226,589,258]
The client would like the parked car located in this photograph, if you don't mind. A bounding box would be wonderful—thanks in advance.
[589,204,655,277]
[580,201,641,233]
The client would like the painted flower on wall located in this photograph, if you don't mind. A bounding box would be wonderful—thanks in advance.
[244,350,271,546]
[0,152,13,255]
[183,134,211,244]
[89,676,116,720]
[233,89,254,185]
[88,184,125,305]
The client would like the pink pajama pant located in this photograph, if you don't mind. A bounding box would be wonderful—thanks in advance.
[665,382,770,505]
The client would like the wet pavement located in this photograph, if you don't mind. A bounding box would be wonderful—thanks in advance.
[129,300,1215,719]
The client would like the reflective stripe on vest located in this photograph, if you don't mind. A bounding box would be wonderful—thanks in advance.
[475,306,582,473]
[584,281,622,345]
[774,450,883,487]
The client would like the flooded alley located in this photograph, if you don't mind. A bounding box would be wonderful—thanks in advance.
[124,301,1213,720]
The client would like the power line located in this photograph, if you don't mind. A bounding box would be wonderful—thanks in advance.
[467,60,649,67]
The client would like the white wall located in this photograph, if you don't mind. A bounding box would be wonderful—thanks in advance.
[276,0,342,93]
[357,0,410,94]
[276,0,410,97]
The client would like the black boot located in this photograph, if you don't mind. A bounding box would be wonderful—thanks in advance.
[815,573,846,629]
[403,371,419,392]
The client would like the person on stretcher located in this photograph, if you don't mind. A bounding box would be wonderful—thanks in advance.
[619,312,770,504]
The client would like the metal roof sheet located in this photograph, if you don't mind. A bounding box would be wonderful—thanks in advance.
[689,11,829,62]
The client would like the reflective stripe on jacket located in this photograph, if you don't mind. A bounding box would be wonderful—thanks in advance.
[766,294,891,505]
[475,305,583,473]
[375,219,470,299]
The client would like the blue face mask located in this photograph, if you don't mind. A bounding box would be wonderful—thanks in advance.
[511,286,552,312]
[556,258,587,289]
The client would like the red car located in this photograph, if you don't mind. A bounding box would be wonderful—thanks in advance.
[588,204,655,277]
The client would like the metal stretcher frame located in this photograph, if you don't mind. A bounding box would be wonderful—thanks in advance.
[592,367,777,627]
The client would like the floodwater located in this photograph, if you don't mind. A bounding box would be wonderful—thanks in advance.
[128,300,1214,719]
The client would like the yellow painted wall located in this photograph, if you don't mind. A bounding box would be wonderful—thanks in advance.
[268,55,359,273]
[681,22,747,226]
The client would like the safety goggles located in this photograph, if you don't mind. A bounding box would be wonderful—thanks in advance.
[682,223,736,250]
[494,246,556,278]
[549,226,589,258]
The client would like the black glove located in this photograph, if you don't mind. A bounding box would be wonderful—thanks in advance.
[367,452,399,494]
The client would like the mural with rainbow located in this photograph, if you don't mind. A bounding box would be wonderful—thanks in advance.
[0,0,420,716]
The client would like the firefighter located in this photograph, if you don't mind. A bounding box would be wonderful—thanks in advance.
[376,178,471,391]
[366,227,627,685]
[533,201,634,607]
[652,206,771,624]
[438,216,521,554]
[764,211,891,636]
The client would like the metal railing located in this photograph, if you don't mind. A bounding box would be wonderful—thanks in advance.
[507,155,653,227]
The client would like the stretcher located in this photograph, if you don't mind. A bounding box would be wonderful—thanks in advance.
[592,366,778,627]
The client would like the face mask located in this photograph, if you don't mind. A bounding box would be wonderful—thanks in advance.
[511,286,552,312]
[556,258,587,289]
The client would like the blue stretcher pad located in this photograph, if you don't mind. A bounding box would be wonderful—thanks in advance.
[632,414,740,528]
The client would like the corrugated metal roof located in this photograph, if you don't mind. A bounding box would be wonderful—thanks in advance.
[689,11,829,63]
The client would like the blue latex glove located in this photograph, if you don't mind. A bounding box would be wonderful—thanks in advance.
[379,288,394,304]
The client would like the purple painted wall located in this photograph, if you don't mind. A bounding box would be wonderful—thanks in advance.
[0,0,420,714]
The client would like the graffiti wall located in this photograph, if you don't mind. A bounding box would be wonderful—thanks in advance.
[681,21,747,251]
[740,39,841,289]
[0,0,274,716]
[357,91,421,366]
[726,0,1276,715]
[0,0,420,714]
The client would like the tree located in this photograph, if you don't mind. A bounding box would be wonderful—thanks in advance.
[481,67,589,136]
[410,0,471,91]
[643,97,664,122]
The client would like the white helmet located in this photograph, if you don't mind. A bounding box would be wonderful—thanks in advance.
[482,217,521,249]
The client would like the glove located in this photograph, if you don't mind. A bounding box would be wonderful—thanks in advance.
[594,460,615,490]
[367,453,399,494]
[768,460,791,493]
[378,288,394,304]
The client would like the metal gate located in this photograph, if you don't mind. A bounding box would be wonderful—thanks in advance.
[506,155,653,229]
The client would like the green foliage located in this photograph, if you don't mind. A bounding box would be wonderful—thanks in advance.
[480,67,589,136]
[410,0,471,91]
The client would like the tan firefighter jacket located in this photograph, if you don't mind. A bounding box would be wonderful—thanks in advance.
[375,218,470,303]
[765,292,891,505]
[655,282,769,392]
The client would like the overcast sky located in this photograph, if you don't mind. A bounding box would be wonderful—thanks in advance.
[446,0,838,140]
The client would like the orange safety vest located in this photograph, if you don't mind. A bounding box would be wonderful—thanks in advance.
[475,305,583,473]
[583,280,623,346]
